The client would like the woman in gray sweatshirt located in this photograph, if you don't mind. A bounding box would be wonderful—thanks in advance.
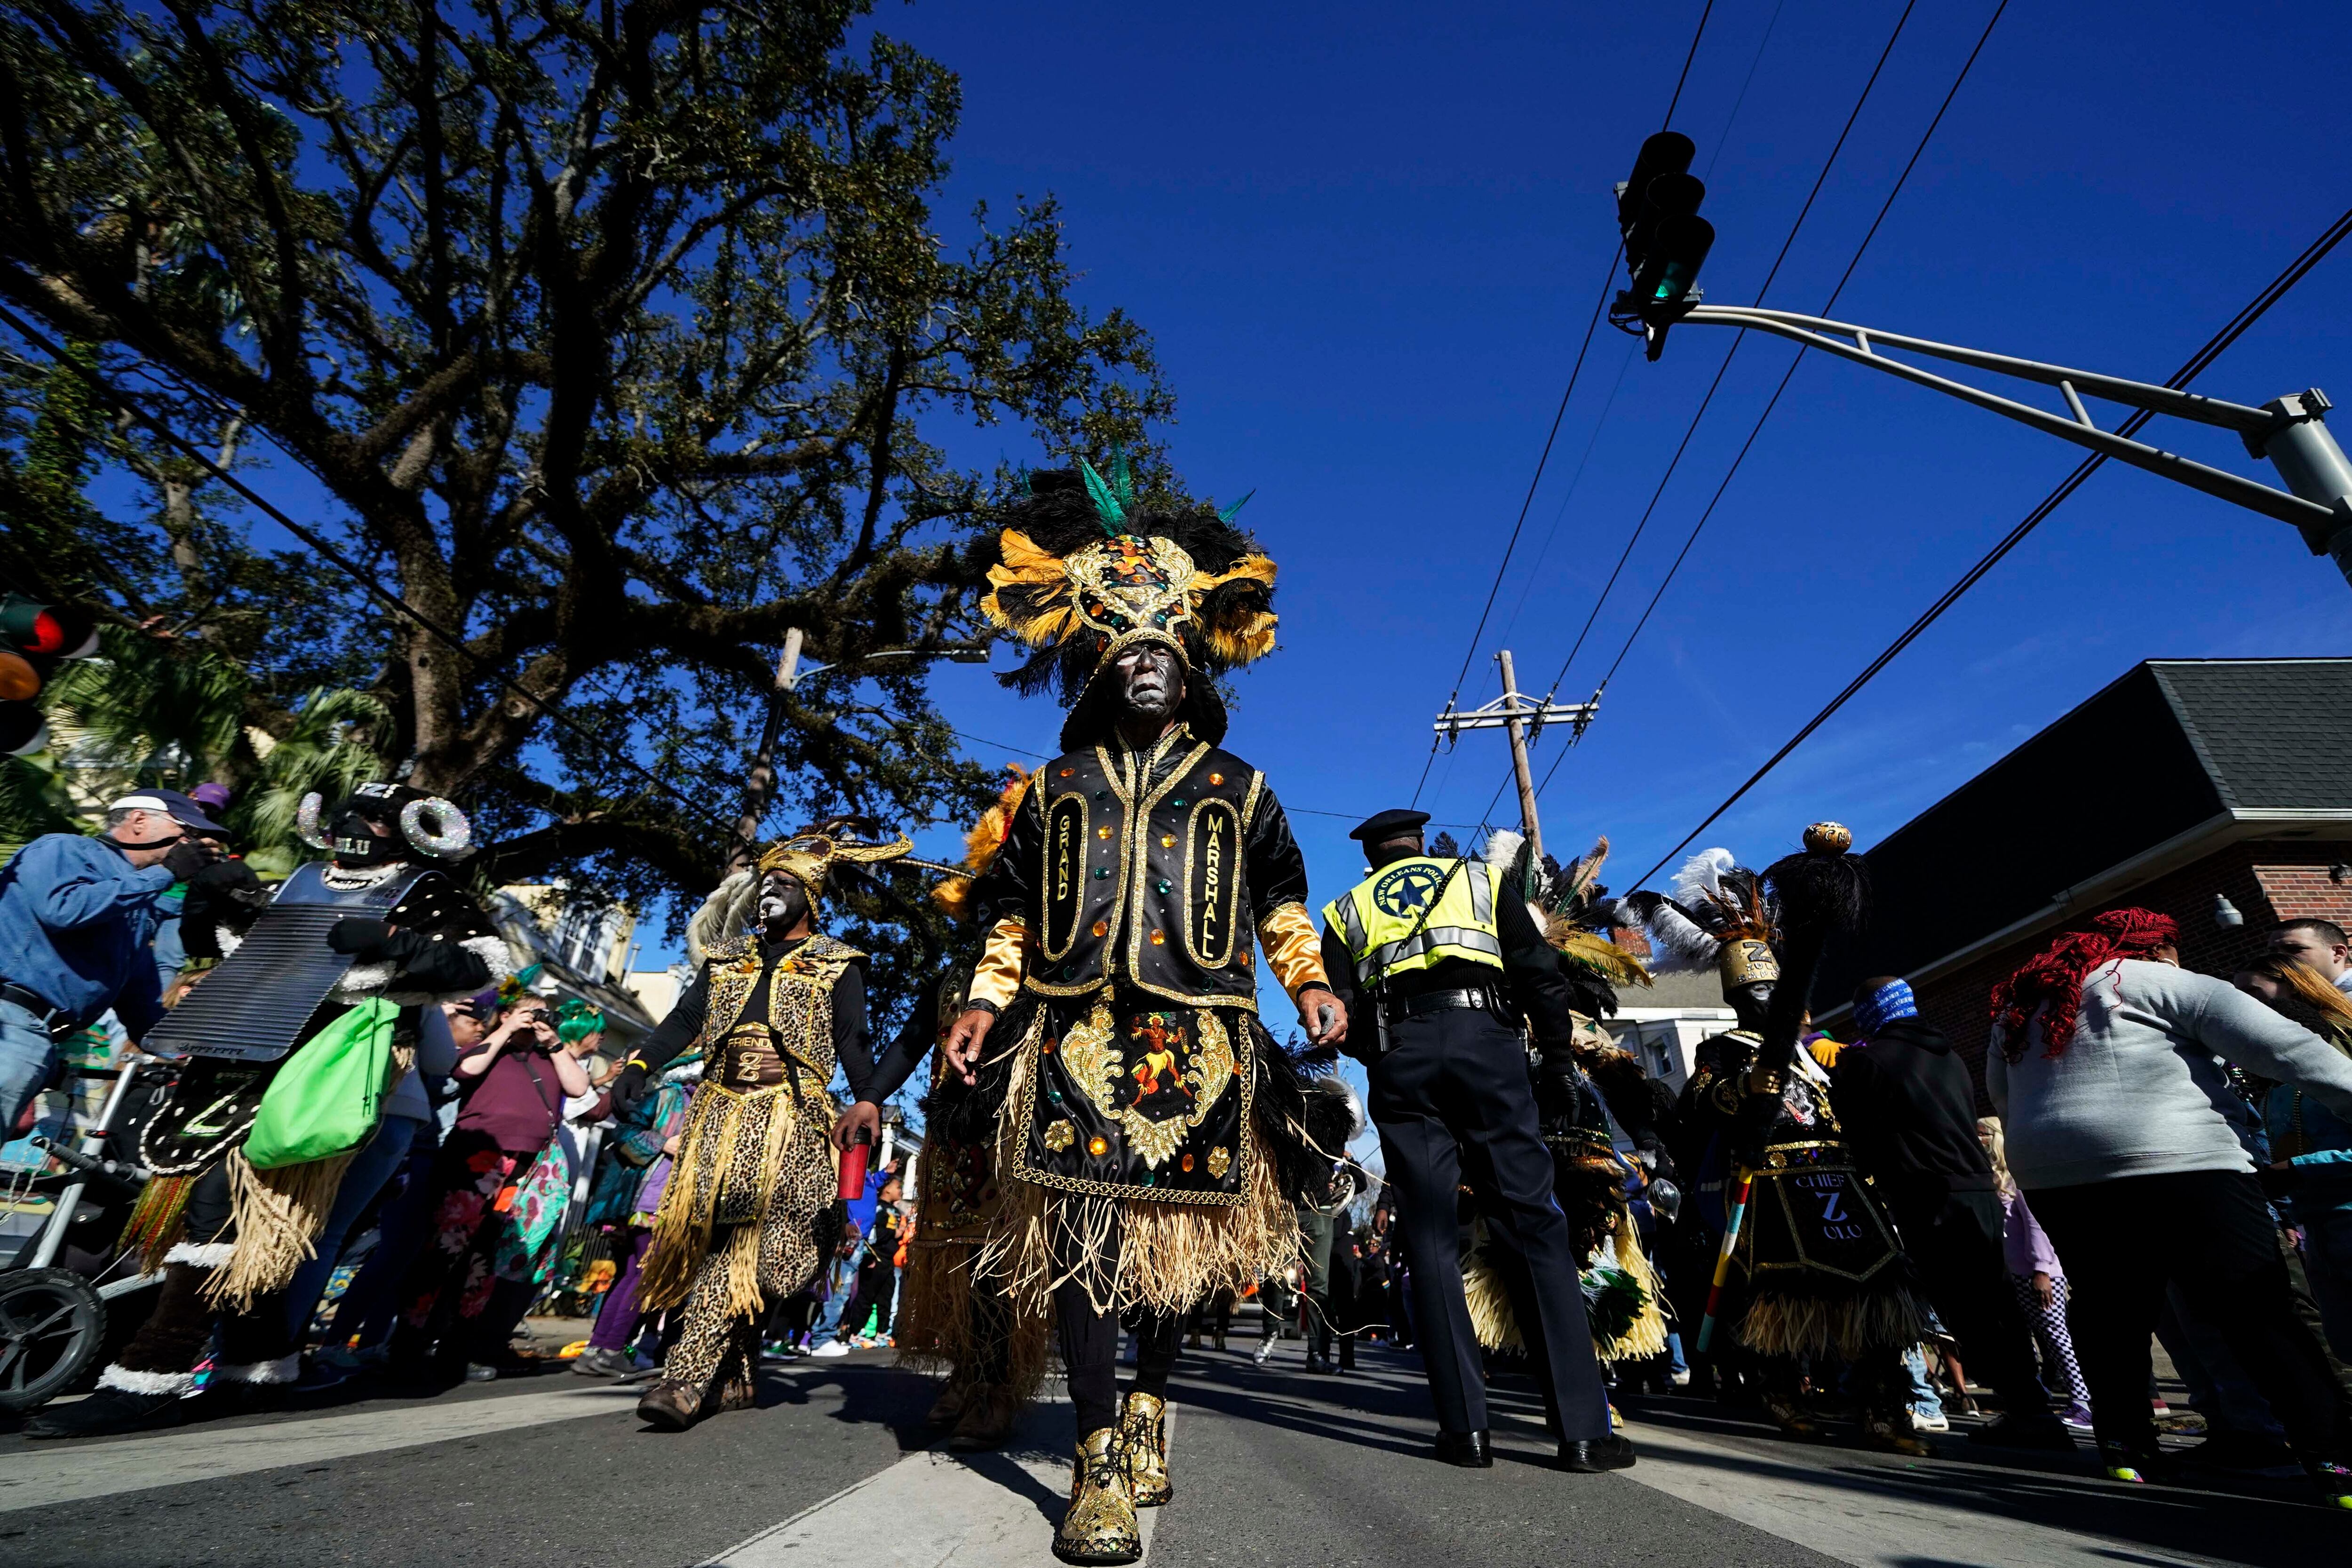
[1986,907,2352,1505]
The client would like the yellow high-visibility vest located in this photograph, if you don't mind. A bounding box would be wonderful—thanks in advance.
[1321,857,1504,987]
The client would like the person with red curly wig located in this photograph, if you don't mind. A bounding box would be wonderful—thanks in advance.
[1987,907,2352,1505]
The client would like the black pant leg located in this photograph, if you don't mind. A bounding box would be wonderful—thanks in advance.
[2030,1180,2167,1452]
[1057,1278,1120,1438]
[1902,1190,2052,1417]
[2163,1170,2352,1457]
[1373,1028,1485,1434]
[1444,1011,1612,1442]
[1132,1311,1181,1401]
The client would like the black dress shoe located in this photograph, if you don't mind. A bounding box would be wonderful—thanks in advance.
[1559,1434,1637,1472]
[25,1386,186,1440]
[1434,1429,1494,1467]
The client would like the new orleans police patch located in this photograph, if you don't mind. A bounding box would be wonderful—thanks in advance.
[1371,861,1446,917]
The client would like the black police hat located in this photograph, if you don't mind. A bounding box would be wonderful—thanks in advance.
[1347,808,1430,845]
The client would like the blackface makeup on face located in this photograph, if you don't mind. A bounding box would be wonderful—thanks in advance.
[1114,641,1184,721]
[758,870,811,932]
[1730,979,1775,1028]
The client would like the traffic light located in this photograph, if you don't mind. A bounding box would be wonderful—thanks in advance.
[0,593,99,756]
[1613,132,1715,359]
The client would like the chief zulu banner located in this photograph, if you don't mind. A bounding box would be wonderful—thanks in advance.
[1748,1162,1905,1284]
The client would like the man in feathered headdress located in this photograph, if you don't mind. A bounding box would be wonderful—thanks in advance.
[604,821,910,1431]
[935,462,1348,1567]
[1620,827,1931,1454]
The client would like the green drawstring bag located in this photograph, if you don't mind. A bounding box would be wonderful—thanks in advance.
[244,998,399,1170]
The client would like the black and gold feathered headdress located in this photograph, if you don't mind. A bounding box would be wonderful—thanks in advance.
[980,459,1278,750]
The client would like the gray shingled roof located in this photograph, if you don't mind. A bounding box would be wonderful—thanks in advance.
[2151,659,2352,811]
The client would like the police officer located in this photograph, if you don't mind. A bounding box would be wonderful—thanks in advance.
[1319,809,1633,1472]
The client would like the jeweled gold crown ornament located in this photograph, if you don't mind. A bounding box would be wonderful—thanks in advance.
[1803,821,1853,855]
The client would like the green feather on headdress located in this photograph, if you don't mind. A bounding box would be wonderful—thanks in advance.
[1078,447,1139,536]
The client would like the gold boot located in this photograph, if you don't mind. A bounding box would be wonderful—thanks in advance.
[1120,1391,1171,1507]
[1053,1426,1141,1566]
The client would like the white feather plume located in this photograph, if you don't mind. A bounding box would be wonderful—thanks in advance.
[1482,828,1524,868]
[1671,847,1741,910]
[686,869,759,966]
[1640,898,1721,974]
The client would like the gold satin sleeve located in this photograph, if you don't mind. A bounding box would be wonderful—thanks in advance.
[968,915,1030,1010]
[1255,901,1330,996]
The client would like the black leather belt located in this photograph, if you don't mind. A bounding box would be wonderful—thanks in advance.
[0,979,75,1038]
[1388,986,1495,1021]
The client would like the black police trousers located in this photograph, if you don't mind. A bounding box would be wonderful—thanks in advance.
[1369,1005,1611,1441]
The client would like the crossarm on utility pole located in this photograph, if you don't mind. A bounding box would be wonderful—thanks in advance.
[1674,304,2346,546]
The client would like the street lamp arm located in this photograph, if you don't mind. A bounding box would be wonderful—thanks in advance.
[1673,303,2340,541]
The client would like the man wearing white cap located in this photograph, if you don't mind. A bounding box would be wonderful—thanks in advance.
[0,789,222,1131]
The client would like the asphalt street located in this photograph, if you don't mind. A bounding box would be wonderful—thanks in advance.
[0,1336,2342,1568]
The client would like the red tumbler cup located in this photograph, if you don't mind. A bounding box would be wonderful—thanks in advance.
[838,1126,873,1201]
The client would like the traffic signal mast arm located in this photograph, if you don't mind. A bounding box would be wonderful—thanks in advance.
[1664,302,2352,573]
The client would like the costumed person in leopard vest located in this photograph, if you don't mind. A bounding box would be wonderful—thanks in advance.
[604,823,910,1431]
[1459,831,1672,1379]
[832,766,1054,1453]
[30,783,501,1440]
[936,461,1350,1567]
[1621,825,1931,1456]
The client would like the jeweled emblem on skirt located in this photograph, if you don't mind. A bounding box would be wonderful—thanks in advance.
[1058,1004,1235,1170]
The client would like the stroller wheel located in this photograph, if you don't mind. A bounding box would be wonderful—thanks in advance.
[0,1268,106,1412]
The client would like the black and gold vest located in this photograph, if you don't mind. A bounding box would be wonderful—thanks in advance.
[1029,735,1266,1010]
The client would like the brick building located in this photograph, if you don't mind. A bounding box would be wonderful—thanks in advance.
[1817,658,2352,1101]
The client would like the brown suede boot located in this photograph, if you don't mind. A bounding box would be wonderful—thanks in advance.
[927,1376,971,1429]
[636,1379,703,1431]
[948,1383,1019,1452]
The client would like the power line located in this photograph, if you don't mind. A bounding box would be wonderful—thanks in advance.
[1626,197,2352,891]
[1534,0,1923,711]
[1411,254,1621,807]
[1661,0,1719,129]
[1411,0,1723,811]
[1545,0,2013,796]
[1458,0,1925,831]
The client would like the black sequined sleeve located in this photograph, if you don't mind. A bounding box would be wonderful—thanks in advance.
[971,777,1042,927]
[1243,785,1312,913]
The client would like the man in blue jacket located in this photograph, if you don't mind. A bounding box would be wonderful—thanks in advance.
[0,790,222,1131]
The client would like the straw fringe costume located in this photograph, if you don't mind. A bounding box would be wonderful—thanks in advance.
[32,786,501,1441]
[1626,828,1930,1449]
[1460,834,1668,1367]
[615,828,907,1429]
[961,461,1338,1565]
[884,773,1055,1446]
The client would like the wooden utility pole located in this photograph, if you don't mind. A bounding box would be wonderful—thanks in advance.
[1496,650,1544,864]
[1430,651,1603,863]
[733,628,805,867]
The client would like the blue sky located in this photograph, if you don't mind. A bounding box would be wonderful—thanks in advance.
[880,0,2352,939]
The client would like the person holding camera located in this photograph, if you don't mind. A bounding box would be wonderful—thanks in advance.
[382,996,589,1377]
[0,789,224,1135]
